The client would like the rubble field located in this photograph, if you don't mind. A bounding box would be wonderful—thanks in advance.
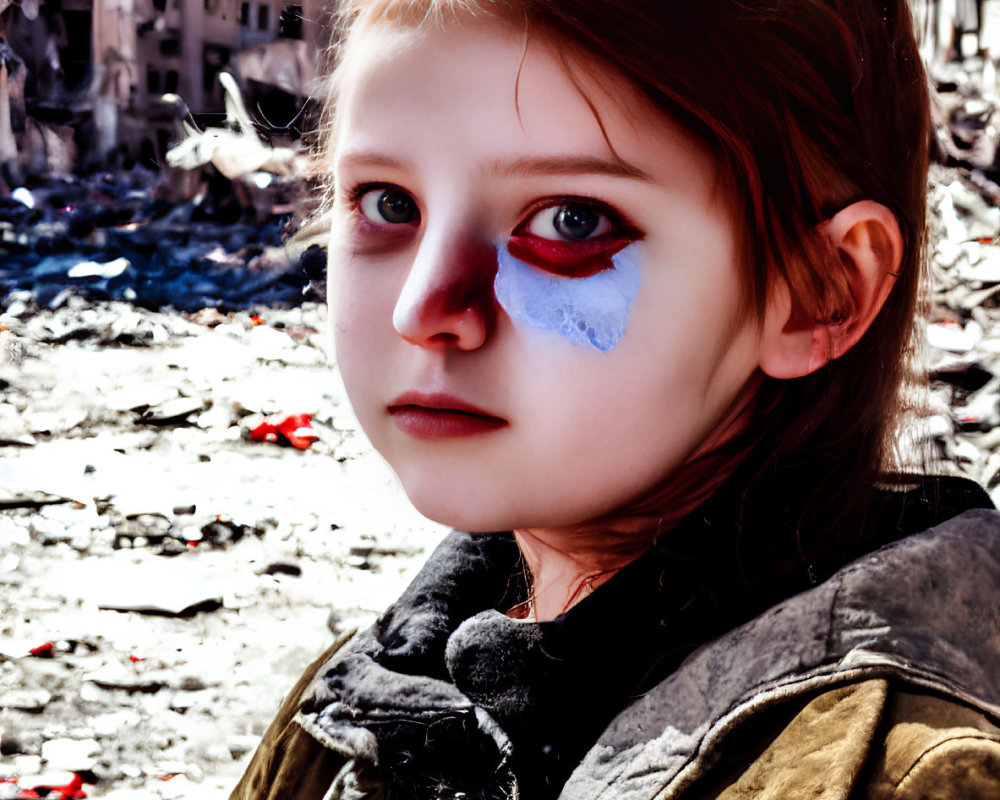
[0,295,447,799]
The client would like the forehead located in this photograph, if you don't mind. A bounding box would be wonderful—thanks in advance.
[334,22,606,147]
[330,21,717,200]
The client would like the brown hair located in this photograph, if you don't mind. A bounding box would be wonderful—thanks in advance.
[320,0,931,559]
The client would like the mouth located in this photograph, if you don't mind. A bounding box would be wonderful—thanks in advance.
[387,392,508,439]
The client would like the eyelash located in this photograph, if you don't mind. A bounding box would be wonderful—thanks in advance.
[515,195,634,237]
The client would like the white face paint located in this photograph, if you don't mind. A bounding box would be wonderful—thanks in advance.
[494,242,642,353]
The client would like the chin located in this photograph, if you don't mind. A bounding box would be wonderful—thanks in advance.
[405,491,510,533]
[386,457,622,532]
[399,480,605,533]
[393,472,514,531]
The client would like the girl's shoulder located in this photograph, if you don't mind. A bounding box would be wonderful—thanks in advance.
[685,678,1000,800]
[864,685,1000,800]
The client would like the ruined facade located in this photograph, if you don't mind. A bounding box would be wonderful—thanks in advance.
[0,0,325,178]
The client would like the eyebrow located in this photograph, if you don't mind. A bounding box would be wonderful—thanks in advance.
[336,150,653,183]
[335,151,410,172]
[490,155,654,182]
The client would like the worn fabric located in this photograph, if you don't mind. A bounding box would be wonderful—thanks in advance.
[232,498,1000,800]
[562,507,1000,798]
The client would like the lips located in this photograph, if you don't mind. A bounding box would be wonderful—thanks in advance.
[387,392,508,439]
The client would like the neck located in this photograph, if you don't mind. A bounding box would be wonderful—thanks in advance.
[512,521,659,621]
[512,375,765,622]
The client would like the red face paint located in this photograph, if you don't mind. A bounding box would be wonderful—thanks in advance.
[506,232,636,278]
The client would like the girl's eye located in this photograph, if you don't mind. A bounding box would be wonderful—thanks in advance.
[527,204,612,242]
[510,199,638,278]
[357,187,419,225]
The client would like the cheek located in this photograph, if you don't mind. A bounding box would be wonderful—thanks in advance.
[327,240,396,333]
[327,255,392,398]
[493,243,642,353]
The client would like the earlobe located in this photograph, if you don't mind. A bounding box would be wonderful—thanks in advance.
[759,200,903,380]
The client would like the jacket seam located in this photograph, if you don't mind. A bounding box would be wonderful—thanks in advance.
[892,733,1000,798]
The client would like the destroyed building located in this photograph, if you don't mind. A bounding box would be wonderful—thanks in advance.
[0,0,325,181]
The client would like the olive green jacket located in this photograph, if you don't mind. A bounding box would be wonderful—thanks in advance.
[232,509,1000,799]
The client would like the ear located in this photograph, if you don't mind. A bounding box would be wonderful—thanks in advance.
[759,200,903,379]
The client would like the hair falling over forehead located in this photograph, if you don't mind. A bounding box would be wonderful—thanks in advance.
[321,0,932,556]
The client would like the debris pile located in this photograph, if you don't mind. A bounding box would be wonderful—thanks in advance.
[0,169,312,314]
[923,161,1000,497]
[920,19,1000,500]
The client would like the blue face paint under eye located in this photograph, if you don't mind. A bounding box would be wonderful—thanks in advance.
[493,243,642,352]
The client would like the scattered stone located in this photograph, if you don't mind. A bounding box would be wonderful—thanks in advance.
[930,361,995,393]
[0,689,52,712]
[177,676,209,692]
[1,736,26,756]
[258,562,302,577]
[0,403,36,447]
[199,519,263,549]
[84,661,171,692]
[39,738,100,771]
[227,735,260,760]
[927,318,984,352]
[156,774,195,799]
[139,397,207,425]
[97,596,223,618]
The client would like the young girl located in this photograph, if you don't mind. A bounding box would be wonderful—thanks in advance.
[233,1,1000,797]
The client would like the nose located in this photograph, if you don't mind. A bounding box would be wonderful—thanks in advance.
[392,232,498,351]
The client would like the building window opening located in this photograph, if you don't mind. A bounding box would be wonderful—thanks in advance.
[159,38,181,57]
[203,46,231,96]
[279,5,302,38]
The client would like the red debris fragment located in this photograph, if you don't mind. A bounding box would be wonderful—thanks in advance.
[0,773,86,800]
[129,654,145,663]
[249,413,319,450]
[30,773,86,799]
[29,642,55,658]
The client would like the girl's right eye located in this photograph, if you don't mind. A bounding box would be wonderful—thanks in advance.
[357,187,419,225]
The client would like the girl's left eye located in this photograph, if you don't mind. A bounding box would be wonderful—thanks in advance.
[509,199,638,278]
[526,204,613,242]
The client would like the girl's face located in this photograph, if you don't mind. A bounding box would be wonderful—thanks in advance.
[327,21,770,531]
